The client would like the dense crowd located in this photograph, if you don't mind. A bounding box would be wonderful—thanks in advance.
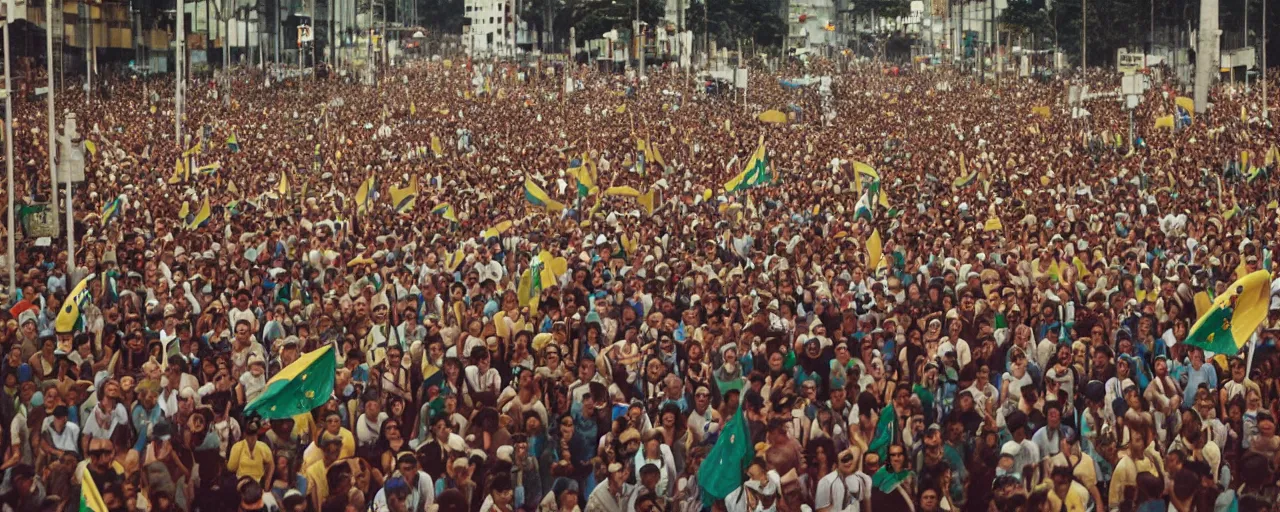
[0,53,1278,512]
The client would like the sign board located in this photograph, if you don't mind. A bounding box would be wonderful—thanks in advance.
[733,68,748,89]
[1117,50,1144,74]
[20,203,59,238]
[298,25,314,44]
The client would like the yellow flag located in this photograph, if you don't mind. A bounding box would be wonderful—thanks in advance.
[1175,96,1195,117]
[1155,115,1175,130]
[1267,144,1279,167]
[178,201,190,219]
[431,135,444,158]
[867,229,883,271]
[1241,105,1248,123]
[278,171,290,197]
[85,140,98,157]
[168,158,188,185]
[1031,106,1051,119]
[410,102,417,116]
[638,189,656,215]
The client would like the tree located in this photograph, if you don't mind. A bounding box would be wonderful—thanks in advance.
[684,0,784,48]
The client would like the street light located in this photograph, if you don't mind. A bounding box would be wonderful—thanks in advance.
[3,0,15,297]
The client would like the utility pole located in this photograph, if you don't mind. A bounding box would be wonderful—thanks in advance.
[636,0,644,79]
[47,0,58,224]
[1262,0,1267,121]
[1242,0,1247,90]
[4,2,17,295]
[1193,0,1218,113]
[1081,0,1086,71]
[177,0,185,145]
[62,113,78,274]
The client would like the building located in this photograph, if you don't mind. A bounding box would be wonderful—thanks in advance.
[786,0,840,51]
[463,0,530,57]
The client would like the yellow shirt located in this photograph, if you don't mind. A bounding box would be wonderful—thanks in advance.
[1109,454,1160,506]
[305,460,329,504]
[301,429,356,469]
[227,440,273,482]
[292,413,316,440]
[1043,481,1089,512]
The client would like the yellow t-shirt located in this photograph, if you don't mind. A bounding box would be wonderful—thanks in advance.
[227,440,273,482]
[292,413,316,440]
[305,460,329,504]
[301,429,356,469]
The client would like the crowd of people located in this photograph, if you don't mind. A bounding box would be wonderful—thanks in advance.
[0,51,1278,512]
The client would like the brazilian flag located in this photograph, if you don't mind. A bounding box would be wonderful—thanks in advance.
[1183,270,1273,356]
[244,345,337,419]
[699,406,756,506]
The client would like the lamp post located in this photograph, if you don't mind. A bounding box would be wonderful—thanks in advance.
[4,1,16,296]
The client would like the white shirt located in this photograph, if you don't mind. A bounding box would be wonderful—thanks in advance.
[814,471,862,512]
[41,417,82,454]
[464,366,501,395]
[475,260,505,284]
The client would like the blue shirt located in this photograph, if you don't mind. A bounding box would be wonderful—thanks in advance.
[1181,362,1218,406]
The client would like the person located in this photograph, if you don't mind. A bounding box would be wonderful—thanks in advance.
[478,473,515,512]
[0,464,45,512]
[815,447,863,512]
[585,462,632,512]
[370,476,412,512]
[227,416,273,488]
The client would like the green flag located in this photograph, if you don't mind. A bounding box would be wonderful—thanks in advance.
[699,406,755,506]
[244,344,337,420]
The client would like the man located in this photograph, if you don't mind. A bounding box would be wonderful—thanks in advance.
[305,435,344,511]
[392,452,434,512]
[0,464,45,512]
[1108,423,1162,511]
[301,412,355,468]
[1179,347,1216,407]
[39,405,80,465]
[371,477,412,512]
[478,473,515,512]
[763,418,803,501]
[585,462,633,512]
[1046,465,1090,512]
[815,448,863,512]
[1031,402,1075,471]
[628,464,666,512]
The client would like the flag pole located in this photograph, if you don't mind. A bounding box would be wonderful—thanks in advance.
[1246,331,1259,377]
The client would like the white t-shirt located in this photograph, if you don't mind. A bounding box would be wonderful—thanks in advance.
[815,471,863,512]
[41,417,82,453]
[356,412,389,447]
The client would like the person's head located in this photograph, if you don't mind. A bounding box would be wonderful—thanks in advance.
[1050,465,1073,495]
[887,443,907,471]
[488,474,514,505]
[8,464,34,496]
[88,437,114,470]
[382,477,411,512]
[919,486,942,511]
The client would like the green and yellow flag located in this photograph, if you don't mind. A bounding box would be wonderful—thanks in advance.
[698,407,755,506]
[80,467,109,512]
[56,274,94,334]
[1184,270,1273,355]
[356,176,377,214]
[723,137,771,193]
[523,179,565,212]
[432,203,458,222]
[390,176,419,213]
[243,344,337,420]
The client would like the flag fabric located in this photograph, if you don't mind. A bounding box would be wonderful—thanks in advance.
[431,135,444,158]
[80,467,110,512]
[698,407,755,506]
[1155,115,1175,130]
[723,138,771,193]
[432,203,458,222]
[854,188,875,221]
[568,157,594,197]
[1031,105,1051,119]
[100,196,122,228]
[480,220,513,240]
[523,179,565,212]
[178,201,190,223]
[867,229,883,271]
[189,197,211,230]
[168,158,189,185]
[1175,96,1196,118]
[278,171,290,197]
[1183,270,1272,355]
[227,133,241,152]
[243,345,337,420]
[85,140,98,157]
[638,189,657,215]
[605,186,642,197]
[195,162,222,176]
[1266,144,1279,168]
[389,177,419,213]
[356,176,377,213]
[757,109,788,123]
[55,275,94,334]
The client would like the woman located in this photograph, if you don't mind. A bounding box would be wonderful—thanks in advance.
[871,443,915,512]
[374,419,410,477]
[657,404,694,476]
[803,437,836,504]
[270,454,308,506]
